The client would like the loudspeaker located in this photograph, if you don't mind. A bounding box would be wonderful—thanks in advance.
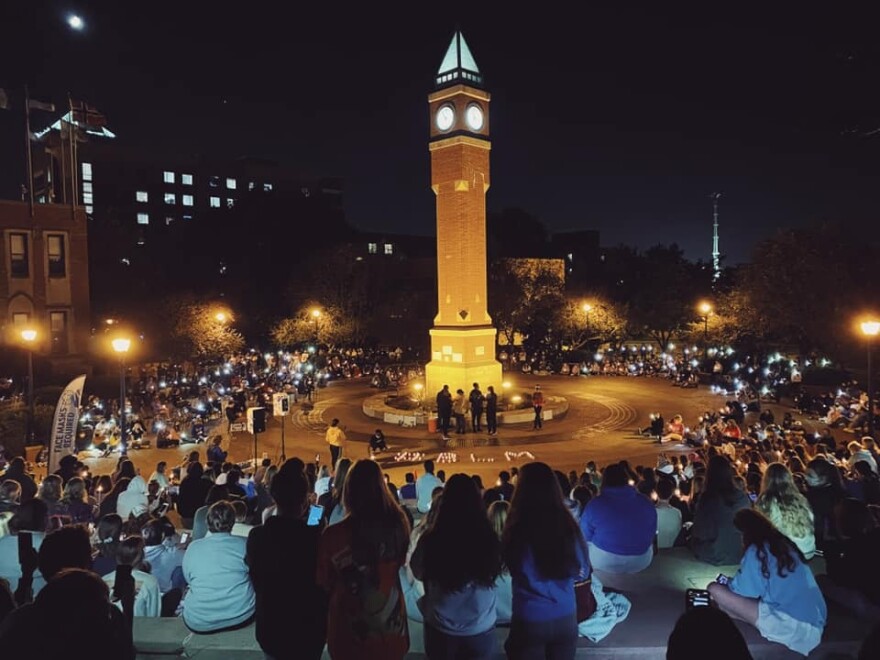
[247,407,267,434]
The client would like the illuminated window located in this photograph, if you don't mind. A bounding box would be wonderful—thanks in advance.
[368,243,377,254]
[182,173,193,185]
[209,176,220,188]
[82,192,93,204]
[248,182,255,191]
[9,233,28,278]
[164,193,176,205]
[209,197,220,208]
[163,171,175,184]
[47,234,66,278]
[81,162,92,181]
[165,216,175,226]
[384,243,394,255]
[136,191,148,203]
[263,183,273,192]
[137,213,149,225]
[182,194,193,206]
[226,178,237,190]
[226,198,235,208]
[85,205,93,214]
[12,313,29,327]
[82,182,93,193]
[183,214,193,221]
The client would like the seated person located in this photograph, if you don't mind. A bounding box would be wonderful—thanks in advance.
[182,501,255,633]
[580,463,657,573]
[369,429,389,454]
[102,535,161,617]
[141,520,186,615]
[817,498,880,620]
[398,473,417,500]
[690,456,752,565]
[707,509,826,656]
[0,499,47,596]
[655,478,683,549]
[667,606,753,659]
[661,415,685,444]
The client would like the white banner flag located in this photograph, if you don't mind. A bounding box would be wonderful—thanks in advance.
[48,375,86,475]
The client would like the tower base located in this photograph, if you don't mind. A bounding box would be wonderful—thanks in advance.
[425,326,503,403]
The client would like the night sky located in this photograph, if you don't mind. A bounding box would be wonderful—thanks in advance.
[2,2,880,265]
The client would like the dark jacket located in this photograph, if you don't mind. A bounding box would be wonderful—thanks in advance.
[246,515,327,659]
[689,489,752,565]
[1,466,37,503]
[177,475,212,520]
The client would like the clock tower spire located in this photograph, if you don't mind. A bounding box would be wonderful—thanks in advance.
[425,31,503,403]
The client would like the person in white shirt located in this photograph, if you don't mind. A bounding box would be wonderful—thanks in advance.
[655,478,683,549]
[102,535,161,617]
[117,476,149,521]
[313,465,331,499]
[416,459,443,514]
[848,440,878,474]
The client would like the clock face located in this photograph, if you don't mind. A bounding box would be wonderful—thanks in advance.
[435,104,455,132]
[465,103,484,131]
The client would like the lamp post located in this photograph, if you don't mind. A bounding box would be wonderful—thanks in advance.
[111,337,131,455]
[697,301,713,349]
[21,329,37,443]
[581,302,593,351]
[860,320,880,438]
[311,308,322,344]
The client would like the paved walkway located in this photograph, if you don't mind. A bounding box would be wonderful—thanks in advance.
[75,374,812,487]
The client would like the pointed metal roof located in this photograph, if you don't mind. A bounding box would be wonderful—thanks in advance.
[435,31,483,88]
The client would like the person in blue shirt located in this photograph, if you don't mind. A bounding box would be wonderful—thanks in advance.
[707,508,827,656]
[502,462,590,660]
[580,462,657,573]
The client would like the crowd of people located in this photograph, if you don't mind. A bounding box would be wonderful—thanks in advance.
[1,407,880,658]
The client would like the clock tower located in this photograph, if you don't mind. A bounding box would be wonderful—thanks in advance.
[425,31,503,401]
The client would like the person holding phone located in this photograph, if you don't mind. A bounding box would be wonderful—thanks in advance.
[707,509,826,656]
[247,467,327,660]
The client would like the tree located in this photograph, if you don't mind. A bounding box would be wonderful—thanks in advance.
[556,297,629,352]
[160,296,245,360]
[489,258,566,348]
[626,244,711,348]
[270,304,356,349]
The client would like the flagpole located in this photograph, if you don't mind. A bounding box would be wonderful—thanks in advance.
[68,94,78,219]
[24,86,35,216]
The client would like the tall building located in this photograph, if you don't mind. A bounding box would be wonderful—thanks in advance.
[1,200,91,375]
[425,31,503,398]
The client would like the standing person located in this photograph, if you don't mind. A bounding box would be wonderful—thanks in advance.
[502,462,590,660]
[436,385,453,440]
[206,436,227,467]
[486,386,499,436]
[532,386,545,430]
[225,400,238,434]
[707,509,826,656]
[417,460,444,515]
[469,383,485,433]
[410,474,502,658]
[325,418,346,468]
[452,389,469,435]
[247,468,328,660]
[317,459,411,660]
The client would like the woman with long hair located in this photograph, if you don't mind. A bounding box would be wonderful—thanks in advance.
[317,457,352,526]
[317,459,411,660]
[488,500,513,625]
[707,509,826,656]
[690,455,752,565]
[37,475,68,528]
[755,463,815,559]
[411,474,502,658]
[92,513,123,577]
[99,477,130,520]
[62,477,95,525]
[502,462,590,660]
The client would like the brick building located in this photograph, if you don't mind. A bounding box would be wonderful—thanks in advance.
[0,201,91,376]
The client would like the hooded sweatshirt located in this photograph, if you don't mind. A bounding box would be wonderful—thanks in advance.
[117,476,149,521]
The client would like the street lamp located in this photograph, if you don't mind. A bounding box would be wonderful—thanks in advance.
[111,337,131,455]
[697,301,713,346]
[21,329,37,443]
[311,308,322,343]
[215,311,227,323]
[413,382,424,409]
[860,319,880,438]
